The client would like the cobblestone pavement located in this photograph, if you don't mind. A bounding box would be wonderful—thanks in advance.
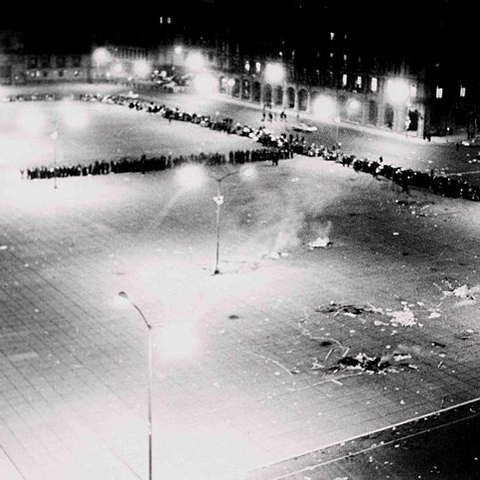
[1,93,480,479]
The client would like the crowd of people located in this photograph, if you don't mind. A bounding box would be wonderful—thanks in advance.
[20,90,480,201]
[23,146,292,180]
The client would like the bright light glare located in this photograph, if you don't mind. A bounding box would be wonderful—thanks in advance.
[347,98,360,113]
[185,52,205,71]
[386,79,410,104]
[193,73,217,94]
[112,63,123,74]
[312,95,336,120]
[176,164,206,190]
[133,59,151,78]
[264,63,285,84]
[18,108,45,132]
[159,323,196,359]
[174,45,183,55]
[241,166,256,179]
[227,78,235,88]
[92,47,111,65]
[60,101,89,129]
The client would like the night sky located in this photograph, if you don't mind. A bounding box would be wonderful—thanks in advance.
[2,0,480,57]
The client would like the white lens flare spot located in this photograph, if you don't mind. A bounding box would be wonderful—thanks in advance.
[193,73,217,94]
[386,79,410,104]
[133,59,151,78]
[265,63,285,83]
[176,164,206,190]
[60,101,89,129]
[185,52,205,71]
[312,96,336,120]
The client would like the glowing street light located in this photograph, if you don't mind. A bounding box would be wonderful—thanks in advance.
[133,59,151,79]
[193,72,217,95]
[386,78,410,104]
[312,95,336,121]
[264,63,285,84]
[92,47,111,66]
[176,164,207,190]
[185,51,205,72]
[117,291,154,480]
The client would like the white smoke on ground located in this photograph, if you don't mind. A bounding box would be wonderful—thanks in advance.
[268,211,333,254]
[271,212,305,253]
[307,219,333,249]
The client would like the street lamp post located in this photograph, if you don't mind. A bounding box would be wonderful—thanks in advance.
[211,169,253,275]
[118,291,153,480]
[212,172,232,275]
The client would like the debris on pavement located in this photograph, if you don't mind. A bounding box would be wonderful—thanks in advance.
[326,347,420,375]
[266,251,289,259]
[387,305,418,327]
[308,237,332,249]
[440,279,477,301]
[315,302,375,316]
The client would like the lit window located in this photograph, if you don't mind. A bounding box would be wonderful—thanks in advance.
[255,62,261,73]
[436,86,443,99]
[342,74,348,87]
[159,17,163,23]
[460,85,466,97]
[343,54,347,62]
[330,32,335,40]
[371,77,378,92]
[355,75,362,89]
[410,85,417,98]
[245,61,250,72]
[167,17,171,24]
[329,52,334,58]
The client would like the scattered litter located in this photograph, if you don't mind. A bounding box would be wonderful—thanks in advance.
[311,358,325,370]
[441,280,476,301]
[393,232,399,236]
[0,245,7,250]
[315,302,372,316]
[428,311,441,319]
[387,306,417,327]
[291,177,299,182]
[267,251,280,259]
[453,285,475,300]
[308,237,332,249]
[332,352,392,374]
[393,353,412,362]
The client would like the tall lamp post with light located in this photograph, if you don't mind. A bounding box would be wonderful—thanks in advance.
[117,291,154,480]
[176,164,255,276]
[264,63,285,111]
[385,78,411,132]
[210,167,254,275]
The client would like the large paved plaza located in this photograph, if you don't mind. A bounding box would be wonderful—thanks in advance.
[1,86,480,479]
